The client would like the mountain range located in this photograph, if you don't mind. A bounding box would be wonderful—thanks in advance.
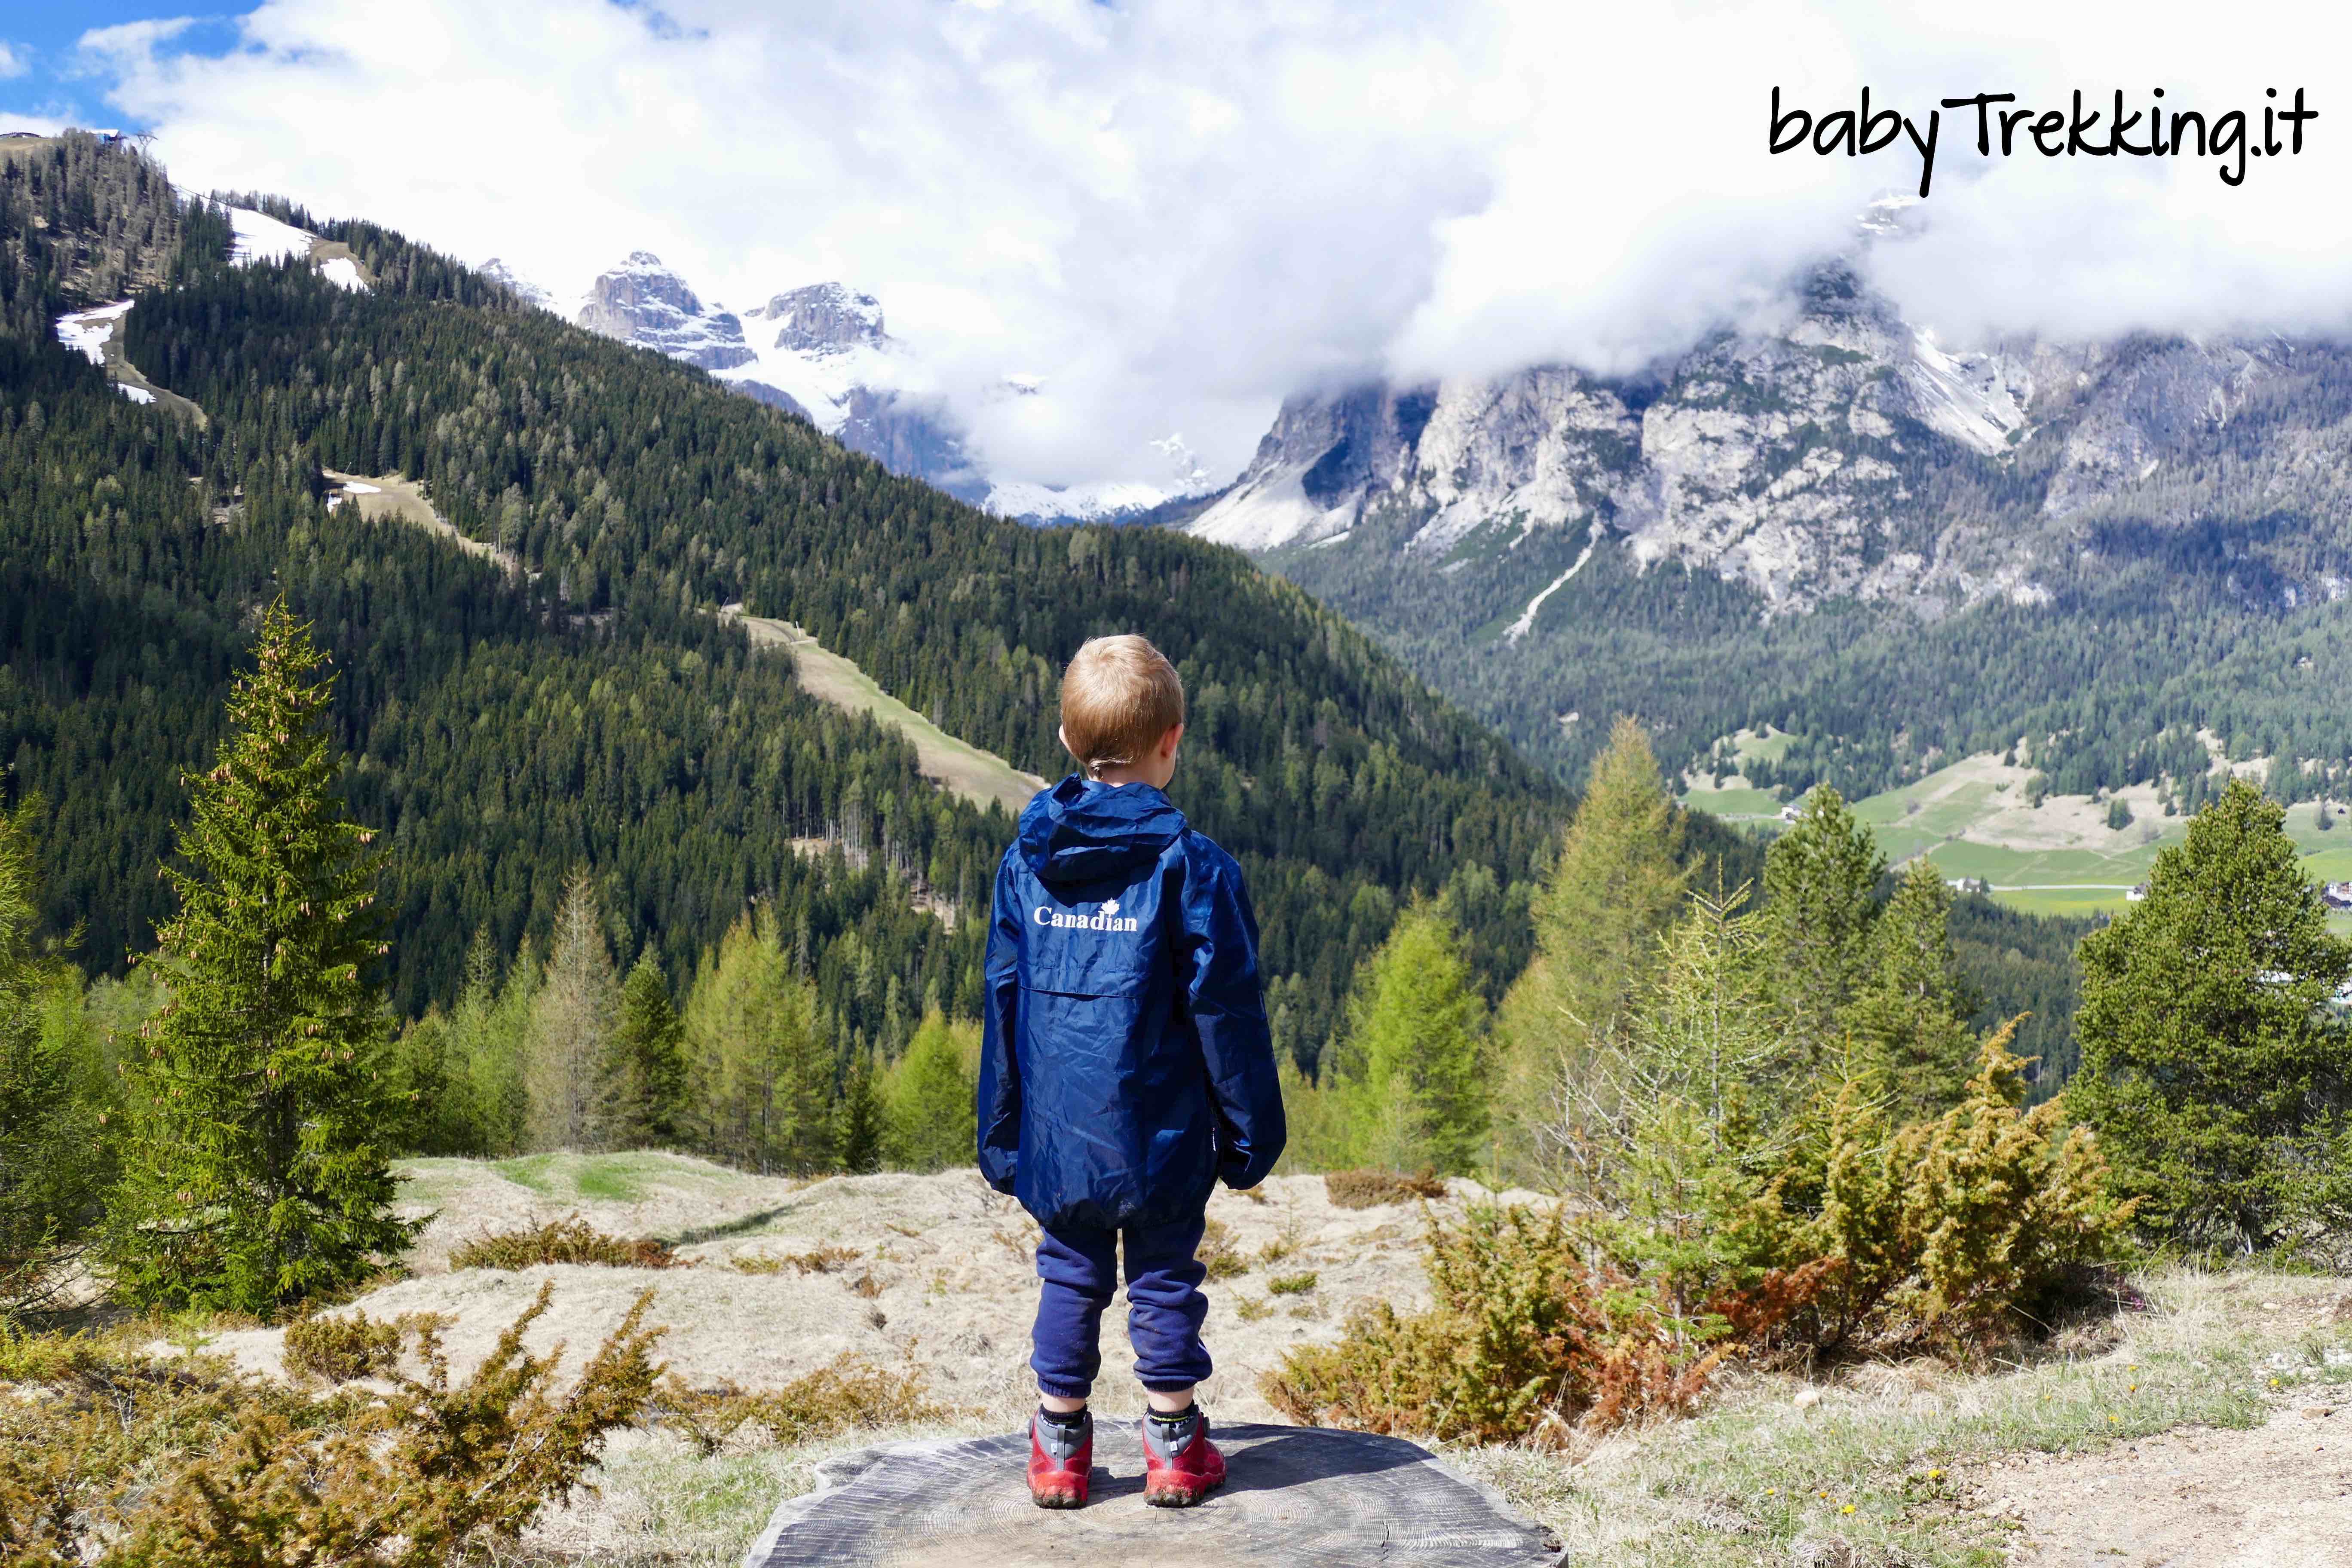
[1184,208,2352,806]
[487,251,1214,523]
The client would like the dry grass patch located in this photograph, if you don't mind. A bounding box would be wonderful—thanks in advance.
[657,1357,943,1454]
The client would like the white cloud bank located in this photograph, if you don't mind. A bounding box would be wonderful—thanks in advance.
[73,0,2352,487]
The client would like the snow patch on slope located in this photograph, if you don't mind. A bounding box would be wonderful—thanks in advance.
[225,205,316,267]
[317,256,368,292]
[1504,536,1596,643]
[1903,328,2027,456]
[1189,462,1354,550]
[55,298,133,364]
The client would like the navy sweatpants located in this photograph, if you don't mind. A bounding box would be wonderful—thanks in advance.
[1030,1211,1212,1398]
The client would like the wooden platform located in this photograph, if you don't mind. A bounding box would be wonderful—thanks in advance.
[744,1421,1562,1567]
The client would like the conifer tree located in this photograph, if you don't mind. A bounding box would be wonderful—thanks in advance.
[1494,717,1692,1181]
[1841,858,1978,1119]
[683,908,830,1173]
[834,1046,885,1174]
[104,602,417,1311]
[880,1011,977,1172]
[2073,779,2352,1250]
[1761,787,1885,1054]
[607,946,686,1148]
[0,803,109,1320]
[1329,904,1489,1176]
[526,868,619,1151]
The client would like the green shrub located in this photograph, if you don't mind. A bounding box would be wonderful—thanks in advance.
[1265,1205,1726,1442]
[447,1215,689,1271]
[1267,1272,1318,1295]
[1198,1217,1247,1280]
[1323,1169,1447,1209]
[282,1310,409,1384]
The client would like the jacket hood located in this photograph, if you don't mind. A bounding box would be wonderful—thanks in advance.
[1017,775,1188,884]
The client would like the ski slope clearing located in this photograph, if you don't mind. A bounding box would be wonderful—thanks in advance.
[722,606,1045,816]
[224,205,371,290]
[52,298,208,423]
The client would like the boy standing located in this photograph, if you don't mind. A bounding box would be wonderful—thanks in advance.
[978,634,1286,1510]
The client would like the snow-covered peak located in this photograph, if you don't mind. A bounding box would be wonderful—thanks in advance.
[743,282,885,354]
[575,251,753,372]
[480,257,554,311]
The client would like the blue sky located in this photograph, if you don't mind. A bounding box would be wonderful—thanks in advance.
[0,6,237,131]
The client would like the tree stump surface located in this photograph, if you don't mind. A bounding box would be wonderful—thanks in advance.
[744,1421,1563,1567]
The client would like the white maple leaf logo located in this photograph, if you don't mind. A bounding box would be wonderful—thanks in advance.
[1101,898,1121,917]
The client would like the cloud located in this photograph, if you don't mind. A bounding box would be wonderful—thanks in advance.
[73,0,2352,487]
[0,43,26,81]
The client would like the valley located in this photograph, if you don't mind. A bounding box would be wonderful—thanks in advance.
[1688,746,2352,921]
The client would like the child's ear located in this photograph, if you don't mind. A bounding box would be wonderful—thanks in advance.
[1160,722,1185,759]
[1059,723,1077,761]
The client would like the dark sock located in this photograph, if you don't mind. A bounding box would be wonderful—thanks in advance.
[1147,1403,1197,1430]
[1038,1404,1088,1432]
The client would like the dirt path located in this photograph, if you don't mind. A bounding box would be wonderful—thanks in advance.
[723,606,1045,816]
[1994,1407,2351,1567]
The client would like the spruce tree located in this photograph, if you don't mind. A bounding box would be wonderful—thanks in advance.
[1761,787,1885,1054]
[834,1046,885,1174]
[1841,858,1978,1119]
[608,946,686,1148]
[1494,717,1692,1182]
[1330,904,1489,1176]
[105,602,418,1312]
[2073,779,2352,1250]
[879,1011,977,1172]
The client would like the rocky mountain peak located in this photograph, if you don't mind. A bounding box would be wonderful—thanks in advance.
[575,251,754,372]
[743,282,887,354]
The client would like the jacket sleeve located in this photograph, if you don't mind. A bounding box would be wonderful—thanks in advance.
[976,853,1023,1193]
[1178,843,1287,1188]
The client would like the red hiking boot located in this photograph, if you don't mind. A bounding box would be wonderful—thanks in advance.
[1141,1406,1225,1507]
[1027,1409,1092,1508]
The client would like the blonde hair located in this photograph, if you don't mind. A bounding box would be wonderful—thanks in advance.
[1060,634,1185,776]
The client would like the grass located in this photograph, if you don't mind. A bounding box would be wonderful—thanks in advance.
[1690,746,2352,919]
[1447,1268,2350,1566]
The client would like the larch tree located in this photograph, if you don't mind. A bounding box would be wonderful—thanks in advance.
[104,602,418,1312]
[683,908,830,1173]
[525,868,620,1152]
[880,1010,977,1173]
[1330,904,1489,1176]
[2072,779,2352,1250]
[1493,716,1692,1182]
[0,802,109,1321]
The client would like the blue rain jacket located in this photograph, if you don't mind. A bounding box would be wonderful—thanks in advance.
[978,775,1286,1231]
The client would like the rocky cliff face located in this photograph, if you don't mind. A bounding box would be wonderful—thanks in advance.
[1191,265,2351,624]
[574,252,756,372]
